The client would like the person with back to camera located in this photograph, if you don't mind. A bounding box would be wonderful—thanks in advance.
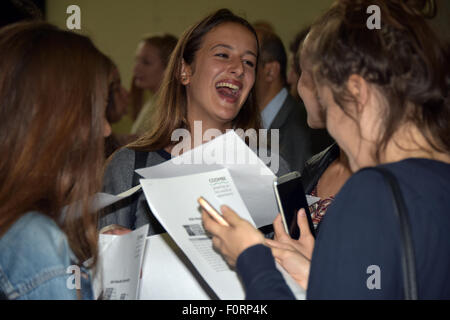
[99,9,290,236]
[202,0,450,299]
[0,22,113,299]
[130,34,178,135]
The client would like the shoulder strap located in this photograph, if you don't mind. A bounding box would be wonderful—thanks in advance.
[132,150,148,187]
[129,150,148,228]
[366,167,418,300]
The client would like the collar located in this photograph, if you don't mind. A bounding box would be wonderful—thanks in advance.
[261,88,288,129]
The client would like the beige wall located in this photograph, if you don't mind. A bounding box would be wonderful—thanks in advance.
[46,0,334,87]
[46,0,449,133]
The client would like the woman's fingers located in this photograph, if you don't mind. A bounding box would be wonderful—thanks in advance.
[220,205,242,226]
[273,213,290,241]
[297,208,312,239]
[100,224,132,235]
[202,209,225,237]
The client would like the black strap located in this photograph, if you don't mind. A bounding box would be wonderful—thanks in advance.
[366,167,418,300]
[129,150,148,228]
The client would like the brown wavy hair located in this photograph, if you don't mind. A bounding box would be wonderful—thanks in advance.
[305,0,449,160]
[0,22,112,265]
[128,8,261,152]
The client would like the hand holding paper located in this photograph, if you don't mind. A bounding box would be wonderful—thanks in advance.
[201,205,265,267]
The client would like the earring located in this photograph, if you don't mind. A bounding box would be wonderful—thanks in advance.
[181,73,187,82]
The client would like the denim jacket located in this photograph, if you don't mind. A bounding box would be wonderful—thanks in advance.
[0,212,93,300]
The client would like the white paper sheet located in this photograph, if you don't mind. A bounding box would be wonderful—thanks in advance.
[60,186,142,224]
[138,233,214,300]
[140,168,254,300]
[90,185,142,212]
[93,224,148,300]
[136,130,279,228]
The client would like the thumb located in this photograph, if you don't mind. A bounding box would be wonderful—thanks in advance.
[297,208,312,239]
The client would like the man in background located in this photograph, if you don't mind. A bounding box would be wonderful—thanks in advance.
[254,28,313,173]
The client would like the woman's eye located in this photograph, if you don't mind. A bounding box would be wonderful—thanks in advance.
[243,60,255,68]
[215,53,229,58]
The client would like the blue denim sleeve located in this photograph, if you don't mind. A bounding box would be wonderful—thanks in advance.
[18,274,78,300]
[0,212,94,300]
[236,244,296,300]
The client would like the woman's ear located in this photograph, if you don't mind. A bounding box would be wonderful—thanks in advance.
[180,59,192,85]
[346,74,369,112]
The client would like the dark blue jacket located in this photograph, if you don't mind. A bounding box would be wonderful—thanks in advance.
[237,158,450,299]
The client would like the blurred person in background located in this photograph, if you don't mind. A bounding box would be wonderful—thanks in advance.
[253,28,312,173]
[130,34,178,136]
[104,63,133,159]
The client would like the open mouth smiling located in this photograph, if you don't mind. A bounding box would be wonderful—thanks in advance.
[215,80,243,103]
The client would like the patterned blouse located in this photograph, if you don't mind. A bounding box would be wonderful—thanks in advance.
[309,185,335,230]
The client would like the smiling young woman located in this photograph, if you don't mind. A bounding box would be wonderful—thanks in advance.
[99,9,289,235]
[180,22,257,132]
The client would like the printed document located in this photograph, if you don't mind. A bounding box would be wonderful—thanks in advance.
[139,233,214,300]
[140,168,306,300]
[136,130,279,228]
[140,168,253,299]
[93,224,148,300]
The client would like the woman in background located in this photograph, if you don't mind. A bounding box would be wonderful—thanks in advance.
[0,22,112,299]
[130,34,178,135]
[104,63,132,159]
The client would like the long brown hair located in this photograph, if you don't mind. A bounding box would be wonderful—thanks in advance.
[0,22,112,264]
[305,0,450,160]
[129,8,262,152]
[130,34,178,120]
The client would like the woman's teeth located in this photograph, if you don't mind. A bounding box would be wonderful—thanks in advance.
[216,82,239,93]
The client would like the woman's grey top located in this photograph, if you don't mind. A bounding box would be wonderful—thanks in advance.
[99,147,291,235]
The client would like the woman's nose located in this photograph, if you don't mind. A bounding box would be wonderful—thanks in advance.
[133,63,141,76]
[229,58,244,77]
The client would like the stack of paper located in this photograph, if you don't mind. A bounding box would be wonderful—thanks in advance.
[137,130,279,228]
[93,130,307,300]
